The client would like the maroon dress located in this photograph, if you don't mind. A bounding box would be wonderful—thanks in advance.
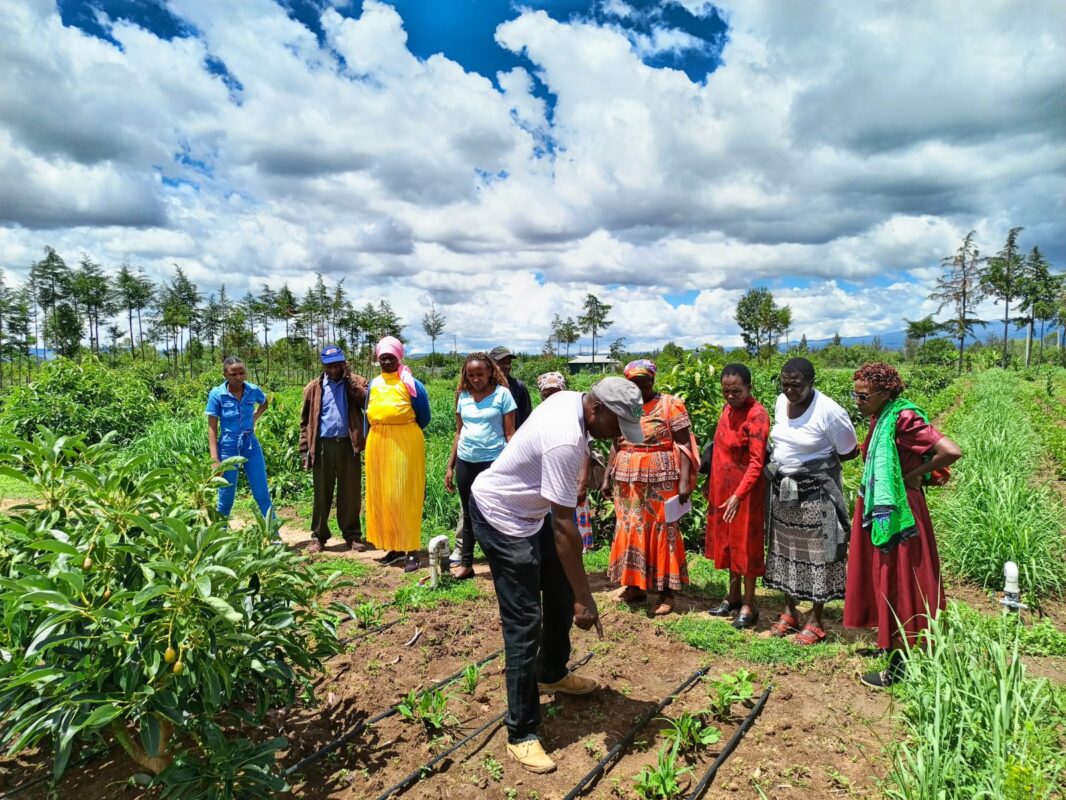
[844,410,946,650]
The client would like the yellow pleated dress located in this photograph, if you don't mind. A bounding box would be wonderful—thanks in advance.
[365,372,426,552]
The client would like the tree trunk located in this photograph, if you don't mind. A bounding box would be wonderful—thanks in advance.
[111,719,174,775]
[137,309,145,360]
[1001,302,1010,368]
[1025,319,1034,367]
[957,332,965,374]
[1039,319,1046,363]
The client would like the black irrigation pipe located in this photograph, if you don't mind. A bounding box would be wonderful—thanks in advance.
[685,686,771,800]
[370,652,596,800]
[284,647,504,778]
[562,664,710,800]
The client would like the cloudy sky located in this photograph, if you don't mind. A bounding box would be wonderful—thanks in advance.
[1,0,1063,353]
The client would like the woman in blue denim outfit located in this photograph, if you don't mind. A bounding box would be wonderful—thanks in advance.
[206,357,273,522]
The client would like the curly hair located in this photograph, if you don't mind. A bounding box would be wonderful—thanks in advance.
[456,351,508,399]
[853,362,906,398]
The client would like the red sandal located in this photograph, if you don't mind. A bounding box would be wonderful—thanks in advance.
[768,613,799,638]
[794,623,827,646]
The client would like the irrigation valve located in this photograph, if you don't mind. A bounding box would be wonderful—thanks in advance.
[1000,561,1027,612]
[426,535,451,588]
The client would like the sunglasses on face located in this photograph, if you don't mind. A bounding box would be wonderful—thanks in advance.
[850,390,884,402]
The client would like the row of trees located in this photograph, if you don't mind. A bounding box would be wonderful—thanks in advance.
[0,247,408,386]
[922,227,1062,371]
[542,294,625,362]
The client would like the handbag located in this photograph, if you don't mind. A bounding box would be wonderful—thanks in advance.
[673,431,700,496]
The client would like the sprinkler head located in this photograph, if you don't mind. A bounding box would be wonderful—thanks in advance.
[1000,560,1027,612]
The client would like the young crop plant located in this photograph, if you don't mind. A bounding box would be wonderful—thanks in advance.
[633,738,692,800]
[482,755,504,782]
[396,687,457,733]
[0,429,349,796]
[461,662,483,695]
[354,599,385,628]
[706,669,756,720]
[659,711,722,752]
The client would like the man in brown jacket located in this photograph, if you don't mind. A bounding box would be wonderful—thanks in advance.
[300,345,369,552]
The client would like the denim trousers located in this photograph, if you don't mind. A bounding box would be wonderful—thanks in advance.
[455,458,493,567]
[217,433,273,520]
[470,497,574,743]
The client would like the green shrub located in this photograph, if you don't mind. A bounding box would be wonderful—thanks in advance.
[0,429,349,795]
[0,358,161,445]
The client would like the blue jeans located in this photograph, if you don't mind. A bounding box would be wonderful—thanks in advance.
[217,433,273,520]
[470,498,574,743]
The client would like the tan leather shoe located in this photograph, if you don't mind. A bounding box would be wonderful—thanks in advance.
[538,672,599,696]
[506,739,556,774]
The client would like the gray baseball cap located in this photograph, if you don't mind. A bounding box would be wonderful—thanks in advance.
[489,346,513,362]
[591,377,645,444]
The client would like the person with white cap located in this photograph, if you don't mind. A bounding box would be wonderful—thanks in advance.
[469,377,646,774]
[299,345,369,553]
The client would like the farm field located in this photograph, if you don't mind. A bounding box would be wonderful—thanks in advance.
[0,360,1064,800]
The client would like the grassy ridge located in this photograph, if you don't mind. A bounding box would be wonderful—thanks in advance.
[929,370,1066,602]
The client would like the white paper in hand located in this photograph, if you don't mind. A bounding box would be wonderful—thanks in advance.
[664,495,693,523]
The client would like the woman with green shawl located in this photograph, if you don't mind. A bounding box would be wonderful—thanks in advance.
[844,363,961,689]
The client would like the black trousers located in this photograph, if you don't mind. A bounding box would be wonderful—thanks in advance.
[455,458,493,568]
[470,497,574,743]
[311,437,361,543]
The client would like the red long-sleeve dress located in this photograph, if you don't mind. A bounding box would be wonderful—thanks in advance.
[844,410,947,650]
[704,396,770,577]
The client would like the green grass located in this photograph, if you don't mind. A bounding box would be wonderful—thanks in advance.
[930,369,1066,602]
[662,613,844,667]
[949,601,1066,658]
[886,603,1065,800]
[0,470,37,501]
[393,574,483,609]
[317,557,371,580]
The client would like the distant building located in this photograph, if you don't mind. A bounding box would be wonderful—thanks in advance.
[567,355,621,375]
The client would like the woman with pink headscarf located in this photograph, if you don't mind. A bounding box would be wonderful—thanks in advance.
[365,336,431,572]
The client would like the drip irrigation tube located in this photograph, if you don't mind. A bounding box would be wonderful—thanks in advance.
[371,652,595,800]
[284,647,504,777]
[562,665,709,800]
[685,686,771,800]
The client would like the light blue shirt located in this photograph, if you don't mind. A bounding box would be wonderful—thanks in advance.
[205,381,267,444]
[319,376,349,438]
[457,385,518,463]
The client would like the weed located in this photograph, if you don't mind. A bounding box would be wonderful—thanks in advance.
[482,755,503,782]
[504,789,518,800]
[659,711,722,752]
[461,663,482,695]
[544,704,559,720]
[393,574,482,610]
[633,739,691,799]
[826,767,852,792]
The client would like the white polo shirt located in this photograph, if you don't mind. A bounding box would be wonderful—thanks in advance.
[472,391,588,537]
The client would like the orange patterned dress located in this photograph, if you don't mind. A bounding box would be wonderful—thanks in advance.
[607,394,690,592]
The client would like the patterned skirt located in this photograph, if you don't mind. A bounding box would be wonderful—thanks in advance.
[608,478,688,592]
[763,495,847,603]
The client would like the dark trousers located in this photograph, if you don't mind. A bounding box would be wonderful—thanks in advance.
[470,497,574,743]
[456,458,493,568]
[311,437,361,543]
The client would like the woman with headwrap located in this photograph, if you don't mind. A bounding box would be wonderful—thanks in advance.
[845,363,960,688]
[602,360,696,615]
[365,336,431,572]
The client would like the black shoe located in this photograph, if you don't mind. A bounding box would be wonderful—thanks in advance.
[376,550,403,565]
[731,609,759,630]
[403,555,421,573]
[861,651,904,690]
[708,600,742,618]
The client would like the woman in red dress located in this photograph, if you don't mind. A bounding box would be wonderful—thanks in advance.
[603,360,693,616]
[844,363,961,689]
[705,364,770,629]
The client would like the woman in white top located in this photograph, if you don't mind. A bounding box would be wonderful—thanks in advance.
[763,358,858,645]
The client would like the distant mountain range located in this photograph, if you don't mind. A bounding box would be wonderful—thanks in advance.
[797,324,1063,352]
